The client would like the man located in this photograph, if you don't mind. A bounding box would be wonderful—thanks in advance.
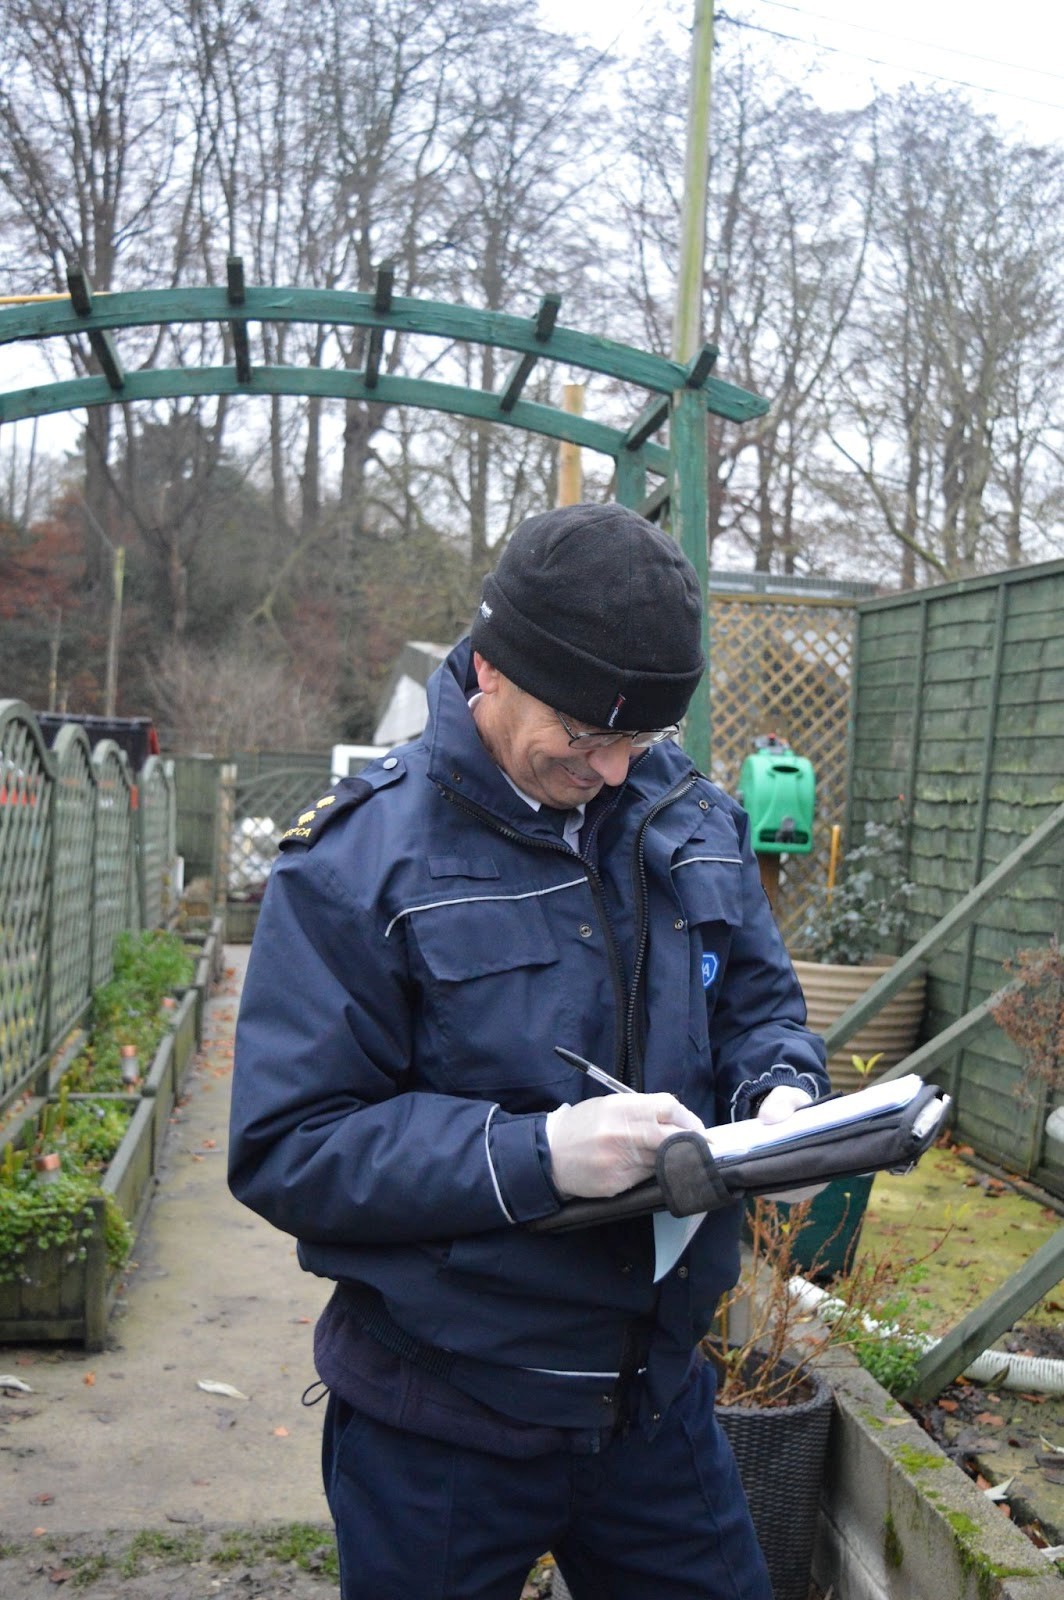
[229,502,828,1599]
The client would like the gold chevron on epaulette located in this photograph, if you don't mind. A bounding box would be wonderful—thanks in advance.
[279,779,372,849]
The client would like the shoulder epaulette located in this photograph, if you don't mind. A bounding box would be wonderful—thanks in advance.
[278,759,406,850]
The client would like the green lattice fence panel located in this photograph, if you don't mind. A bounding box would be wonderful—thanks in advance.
[50,725,96,1042]
[707,584,861,948]
[93,741,138,985]
[138,756,173,930]
[0,702,53,1103]
[228,764,336,903]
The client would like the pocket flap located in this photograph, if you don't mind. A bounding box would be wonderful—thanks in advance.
[672,859,744,927]
[412,894,560,981]
[428,856,500,880]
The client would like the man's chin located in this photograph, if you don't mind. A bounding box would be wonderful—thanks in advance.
[551,769,604,803]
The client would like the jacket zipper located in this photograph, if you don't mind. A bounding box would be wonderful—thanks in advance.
[624,773,699,1090]
[438,786,630,1079]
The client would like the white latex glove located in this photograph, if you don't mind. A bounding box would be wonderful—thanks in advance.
[546,1093,706,1199]
[756,1086,828,1202]
[756,1085,815,1125]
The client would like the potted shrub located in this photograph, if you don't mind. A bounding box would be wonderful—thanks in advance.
[702,1200,835,1600]
[791,813,925,1093]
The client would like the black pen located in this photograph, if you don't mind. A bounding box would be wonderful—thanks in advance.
[554,1045,638,1095]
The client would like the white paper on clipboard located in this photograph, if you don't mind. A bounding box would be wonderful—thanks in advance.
[652,1074,932,1282]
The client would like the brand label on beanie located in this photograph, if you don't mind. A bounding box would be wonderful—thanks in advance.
[479,601,493,619]
[606,693,626,728]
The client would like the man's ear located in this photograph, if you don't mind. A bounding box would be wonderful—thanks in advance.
[473,652,502,695]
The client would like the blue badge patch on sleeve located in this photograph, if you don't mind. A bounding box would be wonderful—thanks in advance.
[701,952,719,989]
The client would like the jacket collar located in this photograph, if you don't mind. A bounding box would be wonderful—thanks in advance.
[425,639,553,834]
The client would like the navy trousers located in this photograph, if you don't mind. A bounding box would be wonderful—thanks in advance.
[321,1365,773,1600]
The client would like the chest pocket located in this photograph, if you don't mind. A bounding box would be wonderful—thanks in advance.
[405,886,581,1100]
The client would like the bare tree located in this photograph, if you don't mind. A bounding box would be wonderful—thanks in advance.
[612,43,874,575]
[827,91,1064,582]
[0,0,199,566]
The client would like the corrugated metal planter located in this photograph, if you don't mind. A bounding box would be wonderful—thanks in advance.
[792,956,926,1091]
[0,954,209,1351]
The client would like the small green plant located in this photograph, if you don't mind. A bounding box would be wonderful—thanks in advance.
[0,1171,131,1281]
[214,1523,339,1579]
[68,930,194,1093]
[0,929,190,1283]
[703,1194,947,1407]
[119,1529,205,1577]
[796,812,914,966]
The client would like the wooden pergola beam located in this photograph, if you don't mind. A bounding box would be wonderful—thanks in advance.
[624,396,669,452]
[499,293,561,413]
[365,262,395,390]
[1,287,769,419]
[226,257,251,384]
[683,343,718,388]
[639,481,670,522]
[66,265,124,391]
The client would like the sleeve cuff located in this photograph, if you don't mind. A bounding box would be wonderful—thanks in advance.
[730,1064,822,1122]
[485,1109,563,1223]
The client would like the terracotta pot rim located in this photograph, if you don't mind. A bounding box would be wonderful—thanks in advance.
[790,955,902,975]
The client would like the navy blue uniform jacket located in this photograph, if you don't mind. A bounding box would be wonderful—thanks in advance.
[228,641,828,1428]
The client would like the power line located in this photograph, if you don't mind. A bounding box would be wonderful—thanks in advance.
[718,11,1064,115]
[751,0,1064,86]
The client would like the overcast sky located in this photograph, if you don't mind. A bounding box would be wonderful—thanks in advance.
[539,0,1064,146]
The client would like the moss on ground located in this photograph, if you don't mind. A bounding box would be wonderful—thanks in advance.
[858,1145,1061,1335]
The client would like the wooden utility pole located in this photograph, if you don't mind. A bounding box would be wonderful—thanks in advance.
[48,608,62,712]
[669,0,715,775]
[557,382,584,505]
[104,544,125,718]
[671,0,714,367]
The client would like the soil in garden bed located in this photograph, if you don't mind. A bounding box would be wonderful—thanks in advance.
[858,1140,1064,1564]
[906,1318,1064,1555]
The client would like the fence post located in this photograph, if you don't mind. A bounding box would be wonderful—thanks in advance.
[213,763,237,920]
[37,751,57,1096]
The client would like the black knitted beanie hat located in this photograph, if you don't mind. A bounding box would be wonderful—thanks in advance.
[469,502,705,730]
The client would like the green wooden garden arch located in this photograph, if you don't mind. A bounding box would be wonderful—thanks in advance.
[0,261,768,769]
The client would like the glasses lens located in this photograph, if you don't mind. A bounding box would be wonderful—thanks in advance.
[628,728,677,750]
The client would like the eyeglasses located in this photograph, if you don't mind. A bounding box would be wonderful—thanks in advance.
[552,708,679,751]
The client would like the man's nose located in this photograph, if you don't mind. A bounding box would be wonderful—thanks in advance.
[585,741,635,785]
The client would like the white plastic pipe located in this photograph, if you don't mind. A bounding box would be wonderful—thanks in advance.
[788,1276,1064,1396]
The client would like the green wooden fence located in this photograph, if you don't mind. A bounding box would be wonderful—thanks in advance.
[0,701,178,1113]
[848,559,1064,1193]
[171,749,334,887]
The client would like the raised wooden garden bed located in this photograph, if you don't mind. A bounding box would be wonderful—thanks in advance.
[0,926,218,1351]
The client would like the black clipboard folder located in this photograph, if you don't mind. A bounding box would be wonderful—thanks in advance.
[529,1076,949,1236]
